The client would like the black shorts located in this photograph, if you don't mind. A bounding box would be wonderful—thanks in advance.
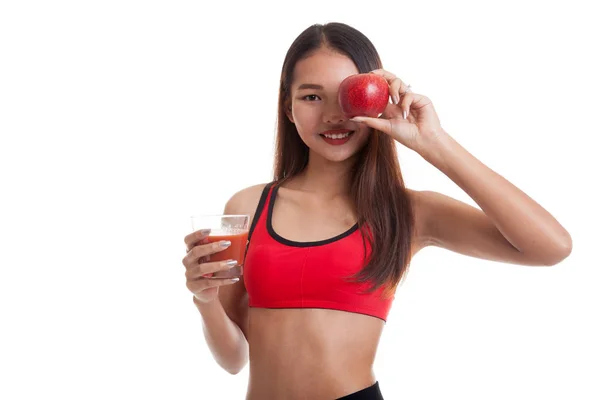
[336,381,384,400]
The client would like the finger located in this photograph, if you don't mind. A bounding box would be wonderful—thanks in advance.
[370,70,410,104]
[370,69,398,103]
[388,78,401,105]
[349,116,393,136]
[389,78,406,105]
[205,278,240,287]
[182,240,232,267]
[392,78,411,97]
[401,92,431,120]
[186,259,239,280]
[369,68,396,83]
[184,229,211,252]
[393,80,412,104]
[399,92,414,120]
[187,277,239,294]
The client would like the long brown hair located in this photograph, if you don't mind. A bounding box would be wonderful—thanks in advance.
[273,22,415,299]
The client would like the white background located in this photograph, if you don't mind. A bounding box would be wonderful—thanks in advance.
[1,0,598,399]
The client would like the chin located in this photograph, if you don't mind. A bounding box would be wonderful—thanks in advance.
[320,152,357,163]
[315,139,367,163]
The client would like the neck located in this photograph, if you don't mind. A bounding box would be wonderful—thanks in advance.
[287,151,356,198]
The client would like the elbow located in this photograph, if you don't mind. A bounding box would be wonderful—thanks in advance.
[226,366,244,375]
[220,339,249,375]
[224,351,249,375]
[224,365,241,375]
[544,237,573,266]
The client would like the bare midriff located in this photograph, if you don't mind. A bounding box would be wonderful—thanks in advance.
[244,307,385,400]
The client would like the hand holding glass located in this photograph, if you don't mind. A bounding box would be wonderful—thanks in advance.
[190,215,249,279]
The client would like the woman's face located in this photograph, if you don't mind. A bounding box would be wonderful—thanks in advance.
[286,47,372,163]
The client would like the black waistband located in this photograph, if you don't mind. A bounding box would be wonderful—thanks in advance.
[336,381,384,400]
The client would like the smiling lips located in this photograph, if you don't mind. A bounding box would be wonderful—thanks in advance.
[319,130,355,145]
[320,129,354,139]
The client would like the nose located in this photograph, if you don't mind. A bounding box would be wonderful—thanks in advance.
[323,98,347,124]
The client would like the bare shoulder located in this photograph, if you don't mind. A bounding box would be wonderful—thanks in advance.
[223,182,270,226]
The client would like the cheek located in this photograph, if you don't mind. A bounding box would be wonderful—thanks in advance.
[293,106,319,132]
[294,105,314,119]
[355,127,374,146]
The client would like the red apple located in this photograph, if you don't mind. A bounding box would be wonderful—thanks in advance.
[338,73,389,118]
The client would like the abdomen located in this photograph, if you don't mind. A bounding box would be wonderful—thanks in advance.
[245,307,384,399]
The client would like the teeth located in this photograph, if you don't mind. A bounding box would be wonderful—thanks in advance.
[323,131,351,139]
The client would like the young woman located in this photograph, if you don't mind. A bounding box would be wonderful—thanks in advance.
[181,22,572,400]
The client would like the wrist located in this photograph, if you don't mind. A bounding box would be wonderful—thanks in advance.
[417,130,454,164]
[193,295,222,312]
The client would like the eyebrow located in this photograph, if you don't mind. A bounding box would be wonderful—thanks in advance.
[297,83,324,90]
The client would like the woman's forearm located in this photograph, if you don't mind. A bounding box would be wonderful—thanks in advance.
[193,296,249,374]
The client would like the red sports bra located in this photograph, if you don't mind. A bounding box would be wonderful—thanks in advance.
[243,182,395,322]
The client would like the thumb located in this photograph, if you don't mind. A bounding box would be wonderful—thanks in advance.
[350,116,391,135]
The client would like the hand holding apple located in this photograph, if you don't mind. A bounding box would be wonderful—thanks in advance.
[347,69,447,154]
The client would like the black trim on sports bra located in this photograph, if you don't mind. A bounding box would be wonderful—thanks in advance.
[267,183,359,247]
[245,182,277,254]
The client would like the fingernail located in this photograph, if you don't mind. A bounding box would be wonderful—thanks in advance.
[230,278,239,282]
[220,240,231,247]
[351,117,365,123]
[196,229,210,238]
[403,110,407,120]
[222,259,237,266]
[393,95,399,105]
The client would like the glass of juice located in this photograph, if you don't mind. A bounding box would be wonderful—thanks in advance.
[190,214,249,279]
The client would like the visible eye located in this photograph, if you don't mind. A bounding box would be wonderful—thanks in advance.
[301,94,321,101]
